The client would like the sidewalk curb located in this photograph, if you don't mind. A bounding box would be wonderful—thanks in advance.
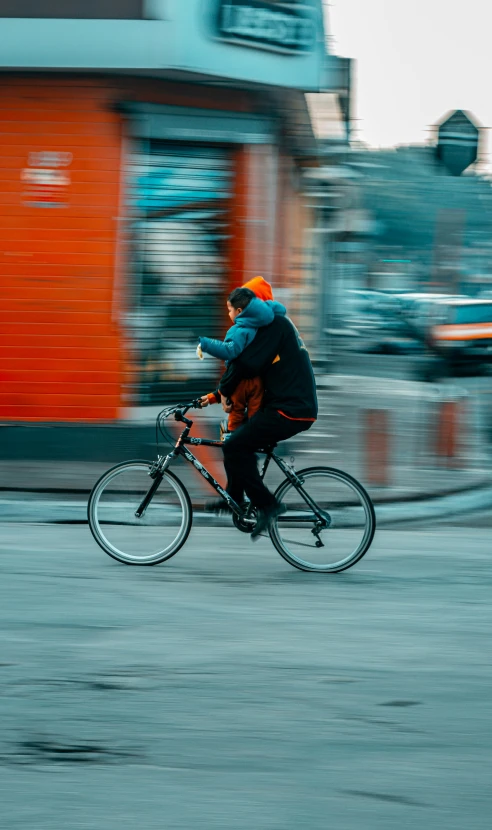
[374,483,492,524]
[1,483,492,526]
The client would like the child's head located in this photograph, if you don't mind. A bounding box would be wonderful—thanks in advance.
[227,287,255,323]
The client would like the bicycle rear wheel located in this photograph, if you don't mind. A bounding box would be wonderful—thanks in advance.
[270,466,375,573]
[88,460,192,565]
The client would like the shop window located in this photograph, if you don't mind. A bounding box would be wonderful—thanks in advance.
[127,142,233,405]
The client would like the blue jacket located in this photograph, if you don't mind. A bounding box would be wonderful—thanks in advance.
[200,298,286,362]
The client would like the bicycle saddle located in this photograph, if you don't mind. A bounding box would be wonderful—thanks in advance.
[259,443,277,453]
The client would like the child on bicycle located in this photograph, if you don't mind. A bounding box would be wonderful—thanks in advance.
[198,279,285,437]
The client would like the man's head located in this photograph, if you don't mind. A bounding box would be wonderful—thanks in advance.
[242,276,273,301]
[227,287,255,323]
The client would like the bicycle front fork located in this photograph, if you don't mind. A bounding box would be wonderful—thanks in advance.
[135,472,164,519]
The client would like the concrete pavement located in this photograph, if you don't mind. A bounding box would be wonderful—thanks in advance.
[2,479,492,525]
[2,376,491,504]
[0,523,491,829]
[2,372,492,527]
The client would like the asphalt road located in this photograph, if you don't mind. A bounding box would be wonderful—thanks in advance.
[1,522,491,830]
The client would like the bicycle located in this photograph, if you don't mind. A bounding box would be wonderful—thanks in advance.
[87,400,376,573]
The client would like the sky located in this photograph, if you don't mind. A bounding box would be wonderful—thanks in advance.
[326,0,492,166]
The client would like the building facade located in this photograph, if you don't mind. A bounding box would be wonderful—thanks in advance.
[0,1,349,420]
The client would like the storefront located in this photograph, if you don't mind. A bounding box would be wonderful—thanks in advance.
[0,2,349,421]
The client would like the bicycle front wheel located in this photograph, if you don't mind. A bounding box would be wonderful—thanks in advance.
[270,466,375,573]
[88,460,192,565]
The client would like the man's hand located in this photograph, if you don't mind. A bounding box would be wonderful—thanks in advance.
[220,394,233,413]
[199,395,210,407]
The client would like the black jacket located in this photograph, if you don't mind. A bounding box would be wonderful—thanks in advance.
[219,315,318,420]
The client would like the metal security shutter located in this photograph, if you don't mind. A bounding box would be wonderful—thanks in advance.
[127,141,233,404]
[123,103,276,145]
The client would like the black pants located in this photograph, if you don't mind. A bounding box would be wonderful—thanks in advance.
[222,409,313,509]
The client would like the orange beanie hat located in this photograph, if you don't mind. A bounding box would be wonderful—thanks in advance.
[242,276,274,301]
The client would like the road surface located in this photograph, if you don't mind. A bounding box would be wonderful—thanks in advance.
[1,522,491,829]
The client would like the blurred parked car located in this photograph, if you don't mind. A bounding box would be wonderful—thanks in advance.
[429,298,492,364]
[344,289,425,354]
[395,297,492,379]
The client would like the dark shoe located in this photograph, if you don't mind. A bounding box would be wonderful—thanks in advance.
[251,501,287,542]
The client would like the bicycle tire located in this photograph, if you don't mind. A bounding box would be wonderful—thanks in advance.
[270,466,376,573]
[87,460,192,565]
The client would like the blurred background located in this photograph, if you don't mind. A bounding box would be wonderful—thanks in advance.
[1,0,491,506]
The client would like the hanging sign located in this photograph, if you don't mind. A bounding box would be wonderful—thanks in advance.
[217,0,317,53]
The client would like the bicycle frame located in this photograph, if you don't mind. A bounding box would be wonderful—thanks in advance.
[181,440,328,526]
[136,404,328,525]
[180,437,277,516]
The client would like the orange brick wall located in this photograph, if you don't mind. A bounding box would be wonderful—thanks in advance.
[0,75,311,420]
[0,77,124,421]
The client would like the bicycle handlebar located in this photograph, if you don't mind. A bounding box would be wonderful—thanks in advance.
[158,399,203,420]
[154,399,203,451]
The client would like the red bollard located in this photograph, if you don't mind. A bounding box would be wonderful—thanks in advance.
[364,409,390,486]
[435,400,463,467]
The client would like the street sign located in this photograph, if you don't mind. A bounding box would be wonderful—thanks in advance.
[216,0,317,53]
[437,110,479,176]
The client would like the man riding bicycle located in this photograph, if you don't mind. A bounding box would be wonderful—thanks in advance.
[201,278,318,540]
[89,278,375,571]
